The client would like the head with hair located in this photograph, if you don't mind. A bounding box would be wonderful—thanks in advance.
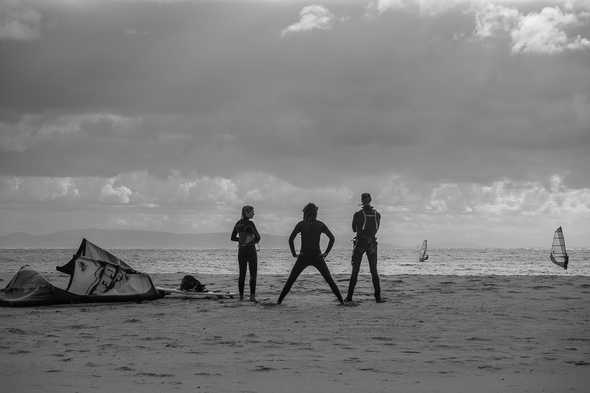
[241,205,254,219]
[302,202,318,222]
[361,193,372,206]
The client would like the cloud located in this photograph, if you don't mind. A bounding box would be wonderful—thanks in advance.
[511,6,590,53]
[474,3,520,38]
[0,113,142,153]
[367,1,590,54]
[0,0,42,41]
[281,5,338,37]
[0,176,80,203]
[1,172,589,246]
[99,182,132,204]
[473,3,590,54]
[0,171,352,210]
[366,0,406,16]
[367,0,590,16]
[421,176,590,216]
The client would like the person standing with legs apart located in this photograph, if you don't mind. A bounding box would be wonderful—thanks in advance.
[231,205,260,302]
[277,203,344,305]
[346,193,384,303]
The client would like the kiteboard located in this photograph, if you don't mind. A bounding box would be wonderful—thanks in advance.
[157,287,236,300]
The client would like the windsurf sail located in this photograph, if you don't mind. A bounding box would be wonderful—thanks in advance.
[549,226,568,270]
[418,240,429,262]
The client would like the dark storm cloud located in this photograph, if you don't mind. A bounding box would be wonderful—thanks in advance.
[0,0,589,186]
[0,0,589,245]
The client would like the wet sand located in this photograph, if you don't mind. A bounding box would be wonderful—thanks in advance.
[1,274,589,392]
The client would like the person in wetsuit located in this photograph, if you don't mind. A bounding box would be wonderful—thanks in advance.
[346,193,384,303]
[231,205,261,302]
[277,203,344,304]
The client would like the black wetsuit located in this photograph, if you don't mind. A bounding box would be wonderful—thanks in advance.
[346,206,382,301]
[277,220,343,304]
[231,219,261,299]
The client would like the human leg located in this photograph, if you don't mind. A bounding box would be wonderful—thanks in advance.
[314,258,344,303]
[367,244,381,302]
[248,249,258,301]
[277,256,307,304]
[237,248,248,300]
[346,246,364,301]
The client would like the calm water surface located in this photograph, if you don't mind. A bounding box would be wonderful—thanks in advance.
[1,247,589,276]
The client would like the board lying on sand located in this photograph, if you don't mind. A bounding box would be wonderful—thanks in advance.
[0,239,164,307]
[157,287,236,300]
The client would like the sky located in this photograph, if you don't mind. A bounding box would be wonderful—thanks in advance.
[0,0,589,247]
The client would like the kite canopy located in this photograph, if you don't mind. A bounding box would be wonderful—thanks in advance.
[0,266,78,306]
[57,238,135,275]
[1,239,163,307]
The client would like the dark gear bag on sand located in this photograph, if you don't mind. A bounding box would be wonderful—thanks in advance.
[180,275,206,292]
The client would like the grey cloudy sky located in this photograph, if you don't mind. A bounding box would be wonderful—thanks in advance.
[1,0,589,247]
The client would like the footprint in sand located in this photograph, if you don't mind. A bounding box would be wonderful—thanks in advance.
[135,372,175,377]
[116,366,136,371]
[258,300,279,307]
[565,360,590,366]
[67,324,88,330]
[371,336,393,342]
[252,365,276,372]
[6,328,26,335]
[343,357,360,363]
[477,365,502,370]
[9,349,30,354]
[124,318,141,323]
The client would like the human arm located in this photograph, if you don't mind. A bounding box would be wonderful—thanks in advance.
[352,212,360,234]
[251,222,261,244]
[376,211,381,233]
[230,222,239,242]
[321,223,335,258]
[288,222,302,257]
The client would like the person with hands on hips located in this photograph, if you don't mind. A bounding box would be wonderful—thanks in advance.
[277,203,344,304]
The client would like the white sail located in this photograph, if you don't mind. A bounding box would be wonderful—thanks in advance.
[549,226,568,270]
[417,240,429,262]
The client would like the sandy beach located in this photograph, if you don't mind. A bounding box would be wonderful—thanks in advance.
[1,273,589,393]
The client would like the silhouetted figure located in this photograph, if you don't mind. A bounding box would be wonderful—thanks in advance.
[277,203,344,304]
[231,205,260,301]
[346,193,383,303]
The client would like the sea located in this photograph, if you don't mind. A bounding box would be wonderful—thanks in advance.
[1,247,589,277]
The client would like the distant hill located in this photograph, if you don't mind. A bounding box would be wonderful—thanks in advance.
[0,229,290,249]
